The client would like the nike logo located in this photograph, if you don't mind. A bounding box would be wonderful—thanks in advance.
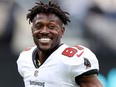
[77,51,84,57]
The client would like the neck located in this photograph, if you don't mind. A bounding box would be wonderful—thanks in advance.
[37,44,61,64]
[37,51,48,65]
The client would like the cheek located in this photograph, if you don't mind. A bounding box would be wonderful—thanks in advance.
[53,31,62,42]
[32,30,39,36]
[52,29,63,36]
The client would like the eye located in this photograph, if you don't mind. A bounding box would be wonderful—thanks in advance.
[34,23,44,30]
[48,25,55,30]
[47,23,58,30]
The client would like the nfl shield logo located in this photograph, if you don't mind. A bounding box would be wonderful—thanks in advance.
[34,70,38,77]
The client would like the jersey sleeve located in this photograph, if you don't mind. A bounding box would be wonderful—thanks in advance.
[69,46,99,83]
[16,47,34,77]
[17,51,26,77]
[16,53,23,77]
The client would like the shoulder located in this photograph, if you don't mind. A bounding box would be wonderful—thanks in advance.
[16,46,37,77]
[60,45,98,66]
[17,46,37,64]
[60,45,99,78]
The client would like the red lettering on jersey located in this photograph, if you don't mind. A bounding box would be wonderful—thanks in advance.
[75,45,84,50]
[62,48,77,57]
[62,46,84,58]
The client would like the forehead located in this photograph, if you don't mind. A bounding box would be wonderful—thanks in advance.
[33,13,61,23]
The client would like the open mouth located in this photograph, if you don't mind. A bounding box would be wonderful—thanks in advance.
[39,38,51,43]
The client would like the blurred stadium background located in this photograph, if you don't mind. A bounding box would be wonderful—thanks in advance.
[0,0,116,87]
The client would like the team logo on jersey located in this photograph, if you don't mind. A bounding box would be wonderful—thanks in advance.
[34,70,39,77]
[84,58,91,69]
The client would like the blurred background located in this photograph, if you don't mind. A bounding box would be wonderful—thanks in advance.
[0,0,116,87]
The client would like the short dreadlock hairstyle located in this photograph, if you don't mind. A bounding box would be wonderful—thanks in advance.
[27,1,70,25]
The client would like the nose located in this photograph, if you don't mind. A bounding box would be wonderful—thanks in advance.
[40,26,49,34]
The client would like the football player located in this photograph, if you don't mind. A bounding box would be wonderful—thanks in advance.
[17,1,103,87]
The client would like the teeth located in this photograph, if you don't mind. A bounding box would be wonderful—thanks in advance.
[39,38,51,42]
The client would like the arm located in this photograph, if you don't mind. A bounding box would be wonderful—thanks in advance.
[79,75,103,87]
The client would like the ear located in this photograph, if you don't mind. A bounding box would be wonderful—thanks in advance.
[31,22,34,31]
[60,27,65,38]
[31,27,35,37]
[31,26,34,33]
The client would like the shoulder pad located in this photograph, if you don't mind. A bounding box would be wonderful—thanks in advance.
[61,45,85,66]
[60,45,97,66]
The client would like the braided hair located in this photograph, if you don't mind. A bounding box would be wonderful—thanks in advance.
[27,1,70,25]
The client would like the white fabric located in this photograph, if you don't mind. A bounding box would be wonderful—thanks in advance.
[17,44,99,87]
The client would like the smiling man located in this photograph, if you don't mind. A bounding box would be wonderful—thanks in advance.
[32,13,64,52]
[17,1,103,87]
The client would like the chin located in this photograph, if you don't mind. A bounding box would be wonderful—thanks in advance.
[39,46,51,51]
[38,44,59,52]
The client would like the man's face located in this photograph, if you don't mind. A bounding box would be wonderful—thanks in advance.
[32,13,65,51]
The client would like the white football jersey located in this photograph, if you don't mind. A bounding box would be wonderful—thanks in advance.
[17,44,99,87]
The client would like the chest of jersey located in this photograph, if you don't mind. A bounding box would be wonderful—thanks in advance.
[23,57,78,87]
[18,44,97,87]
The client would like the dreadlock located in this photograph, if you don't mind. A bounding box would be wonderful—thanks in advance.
[26,1,70,25]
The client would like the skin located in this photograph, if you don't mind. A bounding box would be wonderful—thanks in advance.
[80,75,103,87]
[32,13,65,64]
[31,13,103,87]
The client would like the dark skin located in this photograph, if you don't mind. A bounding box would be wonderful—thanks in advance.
[31,13,103,87]
[80,75,103,87]
[32,13,65,64]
